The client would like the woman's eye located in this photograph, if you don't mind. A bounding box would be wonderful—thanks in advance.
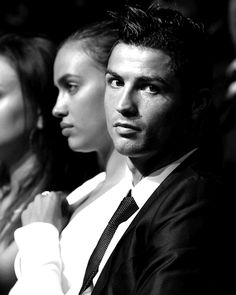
[66,83,78,94]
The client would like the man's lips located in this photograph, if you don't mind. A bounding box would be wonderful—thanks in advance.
[113,121,141,135]
[113,121,141,131]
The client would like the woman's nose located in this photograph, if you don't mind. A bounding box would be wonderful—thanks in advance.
[52,95,68,118]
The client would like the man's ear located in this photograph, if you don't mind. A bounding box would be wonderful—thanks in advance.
[36,109,43,129]
[191,88,211,120]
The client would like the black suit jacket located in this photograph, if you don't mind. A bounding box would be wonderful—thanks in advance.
[92,151,226,295]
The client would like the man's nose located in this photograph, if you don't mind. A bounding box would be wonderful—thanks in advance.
[116,88,138,116]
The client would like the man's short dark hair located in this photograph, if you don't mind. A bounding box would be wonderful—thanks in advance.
[110,4,212,95]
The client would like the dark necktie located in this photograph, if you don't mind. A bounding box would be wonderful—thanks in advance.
[79,190,138,294]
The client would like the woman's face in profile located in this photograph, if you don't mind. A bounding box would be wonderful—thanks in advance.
[0,56,37,160]
[53,44,112,153]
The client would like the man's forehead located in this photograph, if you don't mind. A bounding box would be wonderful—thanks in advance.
[108,43,173,81]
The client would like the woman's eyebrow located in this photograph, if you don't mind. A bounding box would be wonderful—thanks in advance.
[56,74,80,86]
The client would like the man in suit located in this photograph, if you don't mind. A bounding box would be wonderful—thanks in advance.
[92,4,225,295]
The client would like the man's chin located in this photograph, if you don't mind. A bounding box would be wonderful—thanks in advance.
[114,142,137,157]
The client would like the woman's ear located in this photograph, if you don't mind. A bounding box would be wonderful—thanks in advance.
[191,88,211,120]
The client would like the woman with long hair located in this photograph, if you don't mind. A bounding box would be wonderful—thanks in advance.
[9,20,129,295]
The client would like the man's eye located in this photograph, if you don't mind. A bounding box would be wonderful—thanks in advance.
[107,77,123,88]
[111,79,122,88]
[142,85,160,95]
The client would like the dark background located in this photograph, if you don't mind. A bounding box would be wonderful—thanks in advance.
[0,0,232,50]
[0,0,132,43]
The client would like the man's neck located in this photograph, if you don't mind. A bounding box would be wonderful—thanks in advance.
[128,146,196,186]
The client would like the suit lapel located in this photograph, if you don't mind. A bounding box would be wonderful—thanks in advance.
[116,149,198,240]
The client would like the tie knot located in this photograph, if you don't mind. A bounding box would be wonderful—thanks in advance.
[109,190,139,226]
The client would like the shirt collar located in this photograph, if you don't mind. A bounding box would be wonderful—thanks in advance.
[131,149,197,208]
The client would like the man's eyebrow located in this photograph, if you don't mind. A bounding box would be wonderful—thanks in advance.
[105,69,122,79]
[139,76,171,88]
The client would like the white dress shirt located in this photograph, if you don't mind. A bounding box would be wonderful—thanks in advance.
[9,150,195,295]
